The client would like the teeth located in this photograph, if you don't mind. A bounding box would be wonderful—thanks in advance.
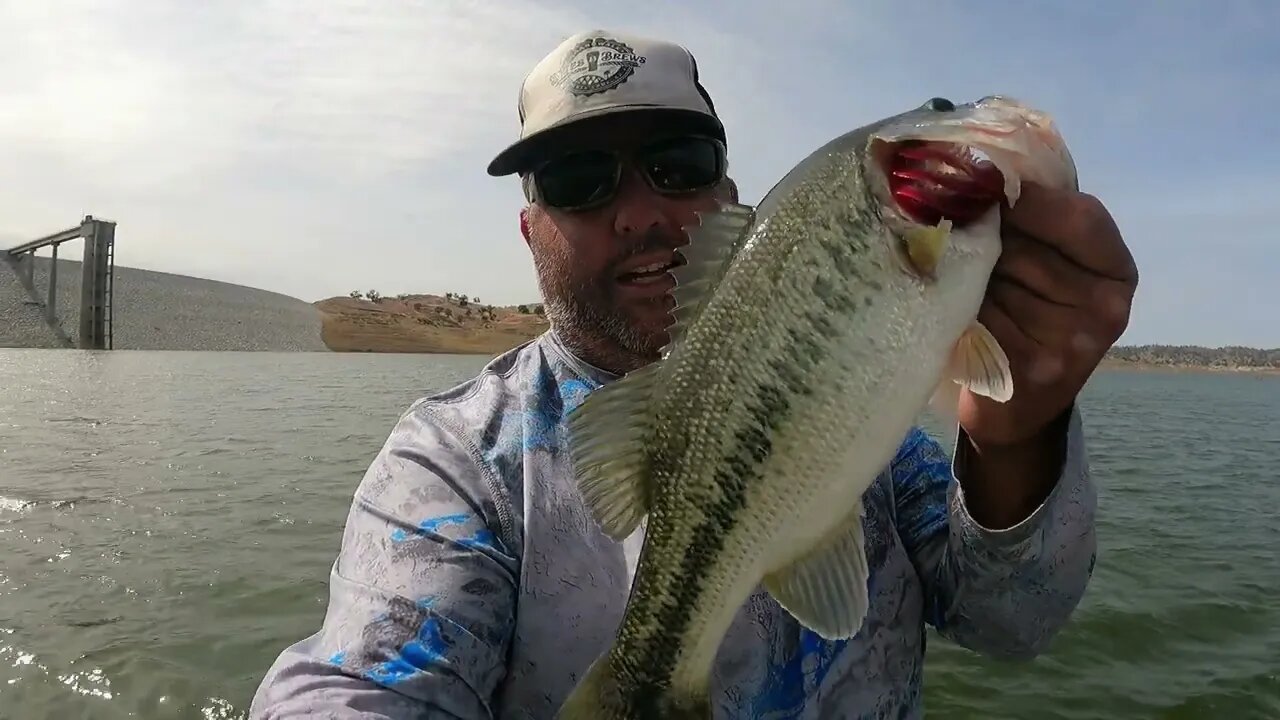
[633,263,668,274]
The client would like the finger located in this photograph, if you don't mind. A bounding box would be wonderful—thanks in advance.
[997,229,1137,341]
[975,297,1039,368]
[990,276,1132,389]
[977,297,1070,389]
[996,229,1099,308]
[1003,182,1137,282]
[986,276,1087,352]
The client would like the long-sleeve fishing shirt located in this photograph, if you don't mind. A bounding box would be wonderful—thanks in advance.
[249,329,1097,720]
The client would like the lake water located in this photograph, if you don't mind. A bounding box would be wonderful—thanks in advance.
[1,349,1277,719]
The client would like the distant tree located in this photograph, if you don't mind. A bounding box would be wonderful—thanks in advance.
[534,305,545,316]
[517,304,529,314]
[1105,344,1280,369]
[367,289,382,303]
[349,290,363,299]
[458,297,469,307]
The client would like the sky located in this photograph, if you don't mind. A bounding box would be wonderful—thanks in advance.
[1,0,1276,347]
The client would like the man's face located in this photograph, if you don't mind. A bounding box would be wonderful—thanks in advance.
[520,114,733,372]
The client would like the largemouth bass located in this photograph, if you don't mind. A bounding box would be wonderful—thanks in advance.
[557,95,1078,719]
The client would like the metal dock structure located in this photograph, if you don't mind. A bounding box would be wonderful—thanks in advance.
[5,215,116,350]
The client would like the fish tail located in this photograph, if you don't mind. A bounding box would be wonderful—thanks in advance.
[556,657,712,720]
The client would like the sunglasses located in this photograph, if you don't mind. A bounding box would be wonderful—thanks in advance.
[529,135,727,211]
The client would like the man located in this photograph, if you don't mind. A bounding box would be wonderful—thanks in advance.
[251,29,1137,719]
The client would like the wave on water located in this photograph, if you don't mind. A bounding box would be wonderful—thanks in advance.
[0,628,114,701]
[0,495,124,514]
[0,627,246,719]
[0,496,33,513]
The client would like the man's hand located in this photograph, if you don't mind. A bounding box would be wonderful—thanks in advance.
[955,183,1138,527]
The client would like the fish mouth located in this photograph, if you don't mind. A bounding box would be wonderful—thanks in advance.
[881,140,1006,227]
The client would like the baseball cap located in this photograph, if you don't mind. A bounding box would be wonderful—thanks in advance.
[486,29,725,177]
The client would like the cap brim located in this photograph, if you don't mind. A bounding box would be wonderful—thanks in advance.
[486,106,726,177]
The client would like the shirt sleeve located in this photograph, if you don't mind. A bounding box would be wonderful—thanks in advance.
[249,403,520,719]
[892,406,1097,659]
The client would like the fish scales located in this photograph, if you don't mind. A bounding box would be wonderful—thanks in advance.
[557,95,1079,719]
[615,145,903,708]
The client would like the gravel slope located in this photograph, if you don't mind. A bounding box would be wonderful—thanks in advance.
[0,256,328,352]
[0,257,70,349]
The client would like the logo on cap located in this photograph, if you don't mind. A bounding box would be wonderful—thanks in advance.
[548,37,647,97]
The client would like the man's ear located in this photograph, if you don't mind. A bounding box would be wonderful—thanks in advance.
[724,176,740,203]
[519,206,532,247]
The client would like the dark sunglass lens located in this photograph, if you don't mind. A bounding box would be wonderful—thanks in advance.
[536,152,619,208]
[643,138,723,193]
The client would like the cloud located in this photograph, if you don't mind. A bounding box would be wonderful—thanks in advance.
[0,1,1275,346]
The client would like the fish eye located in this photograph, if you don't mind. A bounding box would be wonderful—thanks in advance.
[923,97,955,112]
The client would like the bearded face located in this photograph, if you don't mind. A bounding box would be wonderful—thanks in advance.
[517,119,733,374]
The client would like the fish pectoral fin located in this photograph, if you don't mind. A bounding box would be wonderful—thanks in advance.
[904,218,953,276]
[665,201,756,356]
[762,502,870,641]
[566,363,662,541]
[946,320,1014,403]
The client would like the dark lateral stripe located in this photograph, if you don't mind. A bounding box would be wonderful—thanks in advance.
[624,228,876,712]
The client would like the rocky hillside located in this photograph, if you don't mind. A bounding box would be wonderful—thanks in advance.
[3,255,327,352]
[315,291,549,354]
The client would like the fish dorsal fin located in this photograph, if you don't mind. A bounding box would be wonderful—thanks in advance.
[662,201,757,356]
[762,500,871,640]
[566,362,663,541]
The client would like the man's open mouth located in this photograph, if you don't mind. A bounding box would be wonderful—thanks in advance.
[618,260,679,285]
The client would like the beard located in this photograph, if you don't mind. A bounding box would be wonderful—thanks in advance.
[532,229,680,369]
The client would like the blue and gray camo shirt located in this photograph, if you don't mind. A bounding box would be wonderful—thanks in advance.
[250,329,1097,719]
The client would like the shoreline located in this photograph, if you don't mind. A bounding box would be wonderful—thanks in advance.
[1100,359,1280,376]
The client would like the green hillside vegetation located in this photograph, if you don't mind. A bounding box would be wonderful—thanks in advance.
[1106,345,1280,370]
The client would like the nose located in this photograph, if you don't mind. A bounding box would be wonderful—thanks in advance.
[611,166,669,238]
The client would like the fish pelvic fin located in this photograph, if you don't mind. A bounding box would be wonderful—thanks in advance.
[664,200,756,356]
[763,500,871,640]
[556,656,712,720]
[948,320,1014,403]
[566,363,662,541]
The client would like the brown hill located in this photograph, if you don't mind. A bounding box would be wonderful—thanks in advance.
[315,291,1279,373]
[315,291,548,354]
